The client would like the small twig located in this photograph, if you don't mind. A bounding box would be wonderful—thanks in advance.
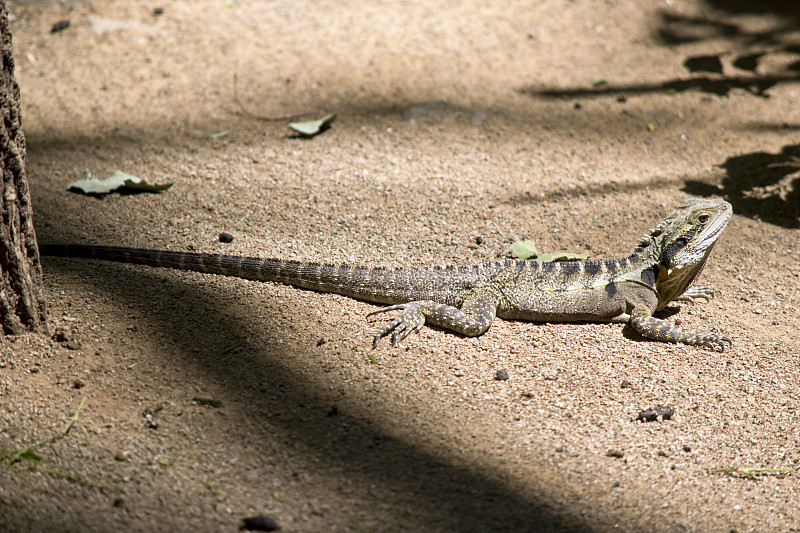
[0,397,114,492]
[767,156,800,170]
[3,397,88,467]
[723,464,800,480]
[741,465,800,479]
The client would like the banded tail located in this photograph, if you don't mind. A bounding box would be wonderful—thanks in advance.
[38,244,462,306]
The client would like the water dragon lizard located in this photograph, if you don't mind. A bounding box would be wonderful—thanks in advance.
[39,197,732,351]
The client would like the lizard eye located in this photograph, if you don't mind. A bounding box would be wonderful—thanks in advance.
[697,213,710,224]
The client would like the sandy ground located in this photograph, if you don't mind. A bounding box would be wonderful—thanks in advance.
[2,0,800,532]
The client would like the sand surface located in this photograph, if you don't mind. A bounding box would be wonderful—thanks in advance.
[2,1,799,531]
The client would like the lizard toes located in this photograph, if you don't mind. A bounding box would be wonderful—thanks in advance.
[716,335,732,352]
[367,303,407,317]
[372,316,404,348]
[370,302,426,348]
[702,334,731,352]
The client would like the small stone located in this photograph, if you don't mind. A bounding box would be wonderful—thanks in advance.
[144,414,159,429]
[469,112,487,125]
[153,7,164,16]
[73,379,85,389]
[655,405,675,420]
[574,102,582,109]
[66,339,81,350]
[611,481,620,488]
[682,445,692,453]
[620,379,631,389]
[51,20,70,33]
[495,368,509,381]
[637,405,674,422]
[606,449,624,458]
[241,515,281,531]
[316,338,326,347]
[616,94,627,103]
[475,235,484,245]
[637,409,658,422]
[219,232,234,243]
[53,327,72,343]
[554,446,564,453]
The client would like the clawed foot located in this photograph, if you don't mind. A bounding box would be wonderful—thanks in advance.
[367,302,427,349]
[674,285,715,304]
[681,331,732,352]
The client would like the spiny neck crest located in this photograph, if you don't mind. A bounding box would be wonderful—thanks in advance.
[633,217,671,255]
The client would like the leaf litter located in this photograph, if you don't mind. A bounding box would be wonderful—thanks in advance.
[68,170,173,196]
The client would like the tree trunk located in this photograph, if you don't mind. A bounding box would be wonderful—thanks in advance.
[0,2,47,335]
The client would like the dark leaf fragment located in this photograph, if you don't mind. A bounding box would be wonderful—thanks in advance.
[241,515,281,531]
[51,20,70,33]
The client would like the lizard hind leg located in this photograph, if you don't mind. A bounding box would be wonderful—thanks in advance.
[368,292,499,348]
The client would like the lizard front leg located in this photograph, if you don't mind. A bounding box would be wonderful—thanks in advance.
[367,289,500,348]
[672,285,715,304]
[629,304,730,351]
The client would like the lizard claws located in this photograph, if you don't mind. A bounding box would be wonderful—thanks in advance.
[674,285,715,304]
[709,335,732,352]
[369,302,426,349]
[366,303,406,317]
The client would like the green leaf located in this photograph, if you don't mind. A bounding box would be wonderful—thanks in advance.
[289,113,337,137]
[193,396,224,408]
[510,239,539,260]
[10,447,42,464]
[535,251,590,262]
[68,170,172,196]
[590,78,607,87]
[151,402,165,418]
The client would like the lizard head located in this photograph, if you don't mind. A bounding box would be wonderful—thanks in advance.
[635,197,732,305]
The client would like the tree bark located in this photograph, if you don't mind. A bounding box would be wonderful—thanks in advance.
[0,2,47,335]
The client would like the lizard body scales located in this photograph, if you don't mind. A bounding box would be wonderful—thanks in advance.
[40,197,732,350]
